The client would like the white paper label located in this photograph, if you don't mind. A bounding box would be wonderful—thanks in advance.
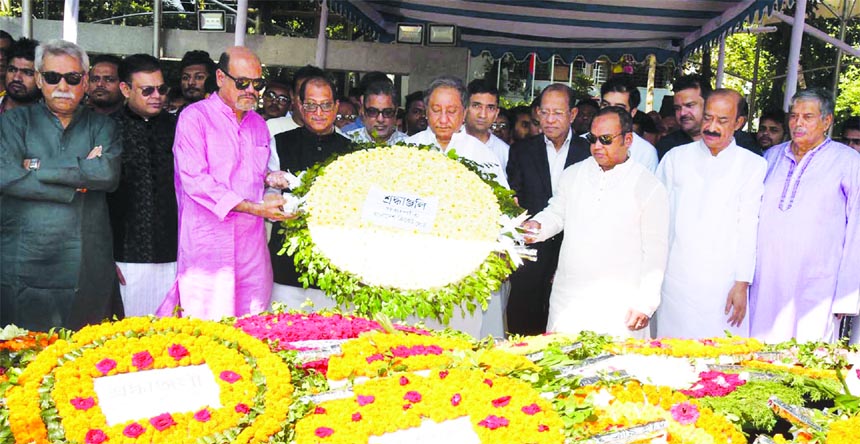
[361,186,438,232]
[93,364,222,426]
[368,417,481,444]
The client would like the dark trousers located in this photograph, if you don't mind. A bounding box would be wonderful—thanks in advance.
[505,236,562,336]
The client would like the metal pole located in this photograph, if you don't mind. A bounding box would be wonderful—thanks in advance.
[646,54,656,112]
[831,0,849,97]
[63,0,79,43]
[315,0,329,68]
[783,0,807,111]
[716,35,726,88]
[21,0,33,38]
[568,57,573,87]
[234,0,249,46]
[749,36,762,132]
[772,10,860,59]
[496,55,502,90]
[152,0,162,58]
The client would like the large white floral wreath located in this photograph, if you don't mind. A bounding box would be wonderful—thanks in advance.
[278,143,529,324]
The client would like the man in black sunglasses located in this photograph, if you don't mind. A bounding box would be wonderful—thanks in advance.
[0,38,41,115]
[1,39,124,331]
[107,54,178,317]
[346,80,406,145]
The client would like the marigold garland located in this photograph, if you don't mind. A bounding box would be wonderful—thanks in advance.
[6,317,293,444]
[741,359,840,381]
[295,368,564,444]
[607,337,764,359]
[825,415,860,444]
[326,331,473,380]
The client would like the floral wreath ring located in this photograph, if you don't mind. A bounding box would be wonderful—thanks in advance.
[7,317,293,444]
[281,143,523,325]
[295,368,565,444]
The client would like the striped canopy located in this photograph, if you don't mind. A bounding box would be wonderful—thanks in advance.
[330,0,789,63]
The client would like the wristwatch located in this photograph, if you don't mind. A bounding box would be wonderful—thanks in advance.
[28,158,40,171]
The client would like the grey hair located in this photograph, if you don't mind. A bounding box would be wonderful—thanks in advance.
[424,76,468,109]
[790,88,835,120]
[35,39,89,72]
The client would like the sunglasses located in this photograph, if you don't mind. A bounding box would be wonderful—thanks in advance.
[264,91,290,105]
[491,122,508,130]
[585,132,625,145]
[41,71,85,86]
[139,84,169,97]
[221,70,267,91]
[8,65,36,77]
[365,107,396,119]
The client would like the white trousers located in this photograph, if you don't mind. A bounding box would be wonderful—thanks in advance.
[117,262,177,317]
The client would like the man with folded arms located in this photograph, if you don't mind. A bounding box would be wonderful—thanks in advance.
[157,46,288,320]
[1,39,124,330]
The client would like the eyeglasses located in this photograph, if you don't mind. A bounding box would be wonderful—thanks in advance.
[585,132,626,145]
[40,71,85,86]
[8,65,36,77]
[539,108,569,119]
[365,107,396,119]
[844,138,860,145]
[264,91,290,105]
[221,70,267,91]
[491,122,508,130]
[138,84,169,97]
[303,102,336,113]
[336,113,357,122]
[89,75,118,84]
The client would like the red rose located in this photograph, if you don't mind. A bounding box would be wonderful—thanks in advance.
[219,370,241,383]
[123,423,145,438]
[95,358,117,375]
[85,429,107,444]
[70,397,95,410]
[132,351,154,370]
[167,344,189,361]
[149,413,176,431]
[315,427,334,438]
[194,408,211,422]
[235,403,250,414]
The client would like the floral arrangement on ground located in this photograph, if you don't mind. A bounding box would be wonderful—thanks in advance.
[277,142,524,324]
[3,313,860,444]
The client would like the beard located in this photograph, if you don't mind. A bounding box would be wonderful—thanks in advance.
[236,95,257,112]
[7,83,41,103]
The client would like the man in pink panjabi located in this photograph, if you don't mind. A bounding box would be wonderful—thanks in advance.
[157,47,288,320]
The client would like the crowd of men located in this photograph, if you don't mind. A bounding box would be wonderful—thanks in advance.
[1,33,858,346]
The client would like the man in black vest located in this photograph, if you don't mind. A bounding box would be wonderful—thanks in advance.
[506,84,591,335]
[268,75,352,308]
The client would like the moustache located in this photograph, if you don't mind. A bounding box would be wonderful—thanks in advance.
[7,81,25,90]
[52,91,75,99]
[92,87,109,95]
[680,115,695,122]
[702,130,721,138]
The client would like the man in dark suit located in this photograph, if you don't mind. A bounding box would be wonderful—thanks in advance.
[506,83,591,335]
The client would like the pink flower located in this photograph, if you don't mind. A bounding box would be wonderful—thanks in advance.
[451,393,462,406]
[649,340,666,348]
[220,370,241,383]
[483,378,494,387]
[352,412,362,421]
[365,353,384,363]
[314,406,326,414]
[538,424,549,432]
[70,397,95,410]
[356,395,375,406]
[670,402,700,425]
[95,358,116,375]
[132,351,154,370]
[167,344,189,361]
[235,403,250,414]
[85,429,107,444]
[439,370,449,379]
[123,422,145,438]
[315,427,334,438]
[478,415,510,430]
[402,403,412,410]
[149,413,176,431]
[300,359,329,376]
[521,403,541,415]
[492,396,511,408]
[513,342,528,347]
[399,376,410,386]
[404,391,422,403]
[194,408,211,422]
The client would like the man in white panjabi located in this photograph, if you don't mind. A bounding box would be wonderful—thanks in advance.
[405,76,508,338]
[523,107,669,339]
[656,89,767,339]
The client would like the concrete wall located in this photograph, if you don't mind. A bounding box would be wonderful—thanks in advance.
[0,17,469,93]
